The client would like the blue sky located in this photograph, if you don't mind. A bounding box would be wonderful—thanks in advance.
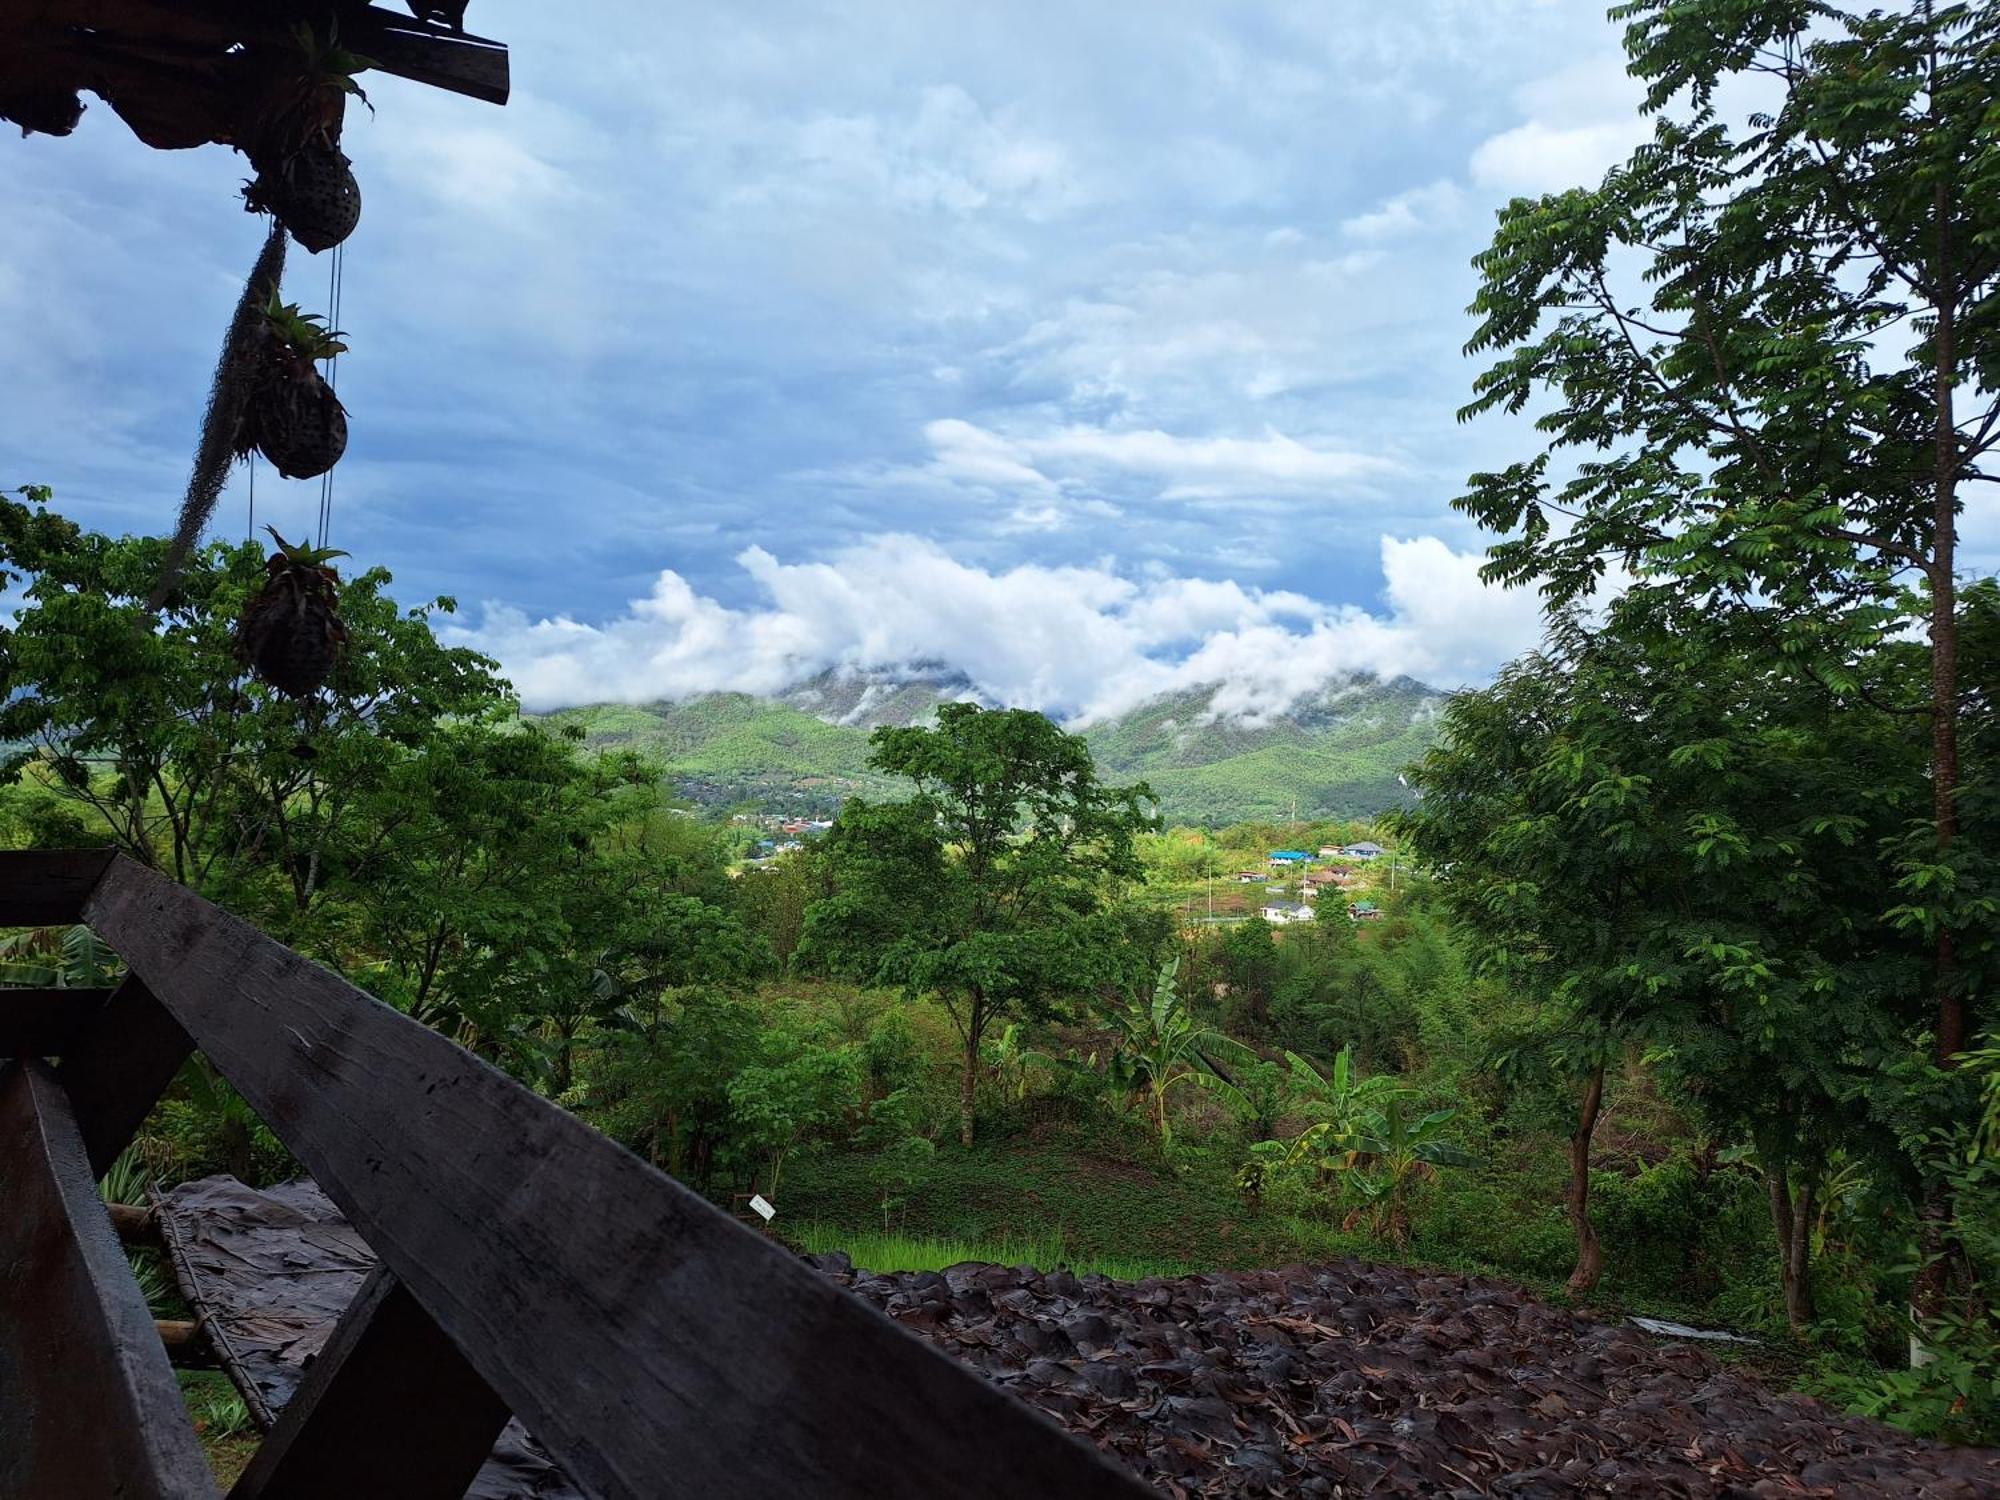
[3,0,1662,717]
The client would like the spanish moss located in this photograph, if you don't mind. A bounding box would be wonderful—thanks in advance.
[151,218,288,607]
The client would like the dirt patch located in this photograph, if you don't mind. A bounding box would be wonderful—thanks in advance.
[812,1253,1999,1497]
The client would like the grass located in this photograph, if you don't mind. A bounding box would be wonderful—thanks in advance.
[179,1369,259,1486]
[787,1223,1196,1281]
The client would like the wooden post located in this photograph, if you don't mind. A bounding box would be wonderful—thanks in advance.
[228,1265,511,1500]
[57,973,195,1177]
[0,1058,217,1499]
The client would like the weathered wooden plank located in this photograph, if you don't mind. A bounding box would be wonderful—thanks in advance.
[0,986,112,1057]
[0,847,115,925]
[228,1264,512,1500]
[0,1058,219,1499]
[87,856,1151,1500]
[58,972,196,1176]
[350,8,510,105]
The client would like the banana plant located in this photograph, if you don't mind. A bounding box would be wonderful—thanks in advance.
[1278,1045,1473,1245]
[0,925,122,987]
[1277,1044,1409,1160]
[982,1021,1062,1101]
[1106,958,1251,1147]
[1333,1096,1477,1246]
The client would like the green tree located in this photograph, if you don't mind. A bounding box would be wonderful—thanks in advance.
[1217,916,1280,1033]
[727,1014,864,1200]
[1455,0,2000,1322]
[0,492,766,1093]
[797,704,1156,1145]
[588,988,762,1191]
[1400,604,1927,1328]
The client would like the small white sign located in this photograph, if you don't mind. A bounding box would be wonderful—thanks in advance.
[749,1194,776,1222]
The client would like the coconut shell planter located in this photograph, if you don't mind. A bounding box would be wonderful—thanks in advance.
[237,528,349,697]
[235,291,349,480]
[245,144,362,254]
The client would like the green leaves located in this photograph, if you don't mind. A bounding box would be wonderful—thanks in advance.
[259,291,348,361]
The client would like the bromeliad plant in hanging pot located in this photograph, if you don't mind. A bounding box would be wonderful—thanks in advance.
[237,528,349,697]
[236,291,348,480]
[240,24,370,252]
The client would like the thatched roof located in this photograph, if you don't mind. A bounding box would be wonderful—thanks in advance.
[0,1,507,150]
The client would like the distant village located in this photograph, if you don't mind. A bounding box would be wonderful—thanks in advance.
[731,811,835,863]
[1240,842,1390,926]
[731,815,1398,926]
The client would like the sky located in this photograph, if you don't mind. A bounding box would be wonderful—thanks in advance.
[2,0,1666,720]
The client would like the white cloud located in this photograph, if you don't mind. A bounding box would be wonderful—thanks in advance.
[749,83,1084,221]
[1027,425,1400,497]
[1468,54,1648,196]
[1469,119,1647,195]
[902,417,1401,520]
[1342,180,1463,240]
[447,532,1547,720]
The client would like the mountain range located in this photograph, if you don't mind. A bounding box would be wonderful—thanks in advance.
[542,668,1448,826]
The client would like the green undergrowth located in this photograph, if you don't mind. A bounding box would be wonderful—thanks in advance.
[772,1114,1780,1334]
[786,1223,1195,1281]
[776,1117,1302,1269]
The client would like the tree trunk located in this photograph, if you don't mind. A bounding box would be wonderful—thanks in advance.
[1769,1171,1816,1333]
[1565,1061,1607,1298]
[552,1016,576,1098]
[959,1030,978,1148]
[1915,158,1965,1355]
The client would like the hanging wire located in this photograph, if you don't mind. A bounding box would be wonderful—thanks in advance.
[246,453,256,541]
[316,240,346,549]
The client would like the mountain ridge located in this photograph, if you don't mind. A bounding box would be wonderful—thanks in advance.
[542,669,1447,825]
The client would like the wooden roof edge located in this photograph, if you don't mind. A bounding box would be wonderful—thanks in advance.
[0,1,506,147]
[348,7,510,108]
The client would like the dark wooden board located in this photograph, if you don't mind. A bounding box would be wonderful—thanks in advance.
[351,8,510,104]
[59,974,196,1176]
[0,847,115,926]
[87,856,1151,1500]
[0,1058,219,1499]
[228,1264,512,1500]
[0,986,112,1057]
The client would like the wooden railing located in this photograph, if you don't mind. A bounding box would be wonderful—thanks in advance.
[0,850,1151,1500]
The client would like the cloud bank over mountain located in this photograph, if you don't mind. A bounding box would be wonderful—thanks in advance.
[449,532,1543,723]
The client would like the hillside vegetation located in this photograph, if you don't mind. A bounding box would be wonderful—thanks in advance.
[543,671,1443,824]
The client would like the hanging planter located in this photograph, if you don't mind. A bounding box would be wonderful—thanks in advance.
[237,528,350,697]
[245,145,361,253]
[236,291,348,480]
[239,24,371,253]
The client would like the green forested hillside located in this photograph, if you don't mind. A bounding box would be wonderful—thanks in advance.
[543,672,1444,824]
[542,695,901,816]
[1084,677,1442,823]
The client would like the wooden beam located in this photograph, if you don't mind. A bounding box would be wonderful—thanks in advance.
[227,1264,512,1500]
[110,1199,160,1242]
[0,986,113,1058]
[0,1058,219,1499]
[58,973,195,1177]
[0,848,115,926]
[86,856,1151,1500]
[348,8,509,105]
